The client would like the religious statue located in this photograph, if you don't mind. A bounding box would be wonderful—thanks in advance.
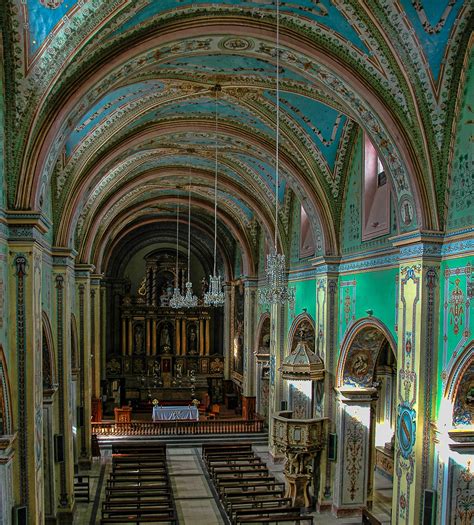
[188,326,198,354]
[160,288,169,307]
[134,324,144,354]
[160,324,171,352]
[176,363,183,378]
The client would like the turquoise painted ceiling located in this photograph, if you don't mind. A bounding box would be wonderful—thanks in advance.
[8,0,473,264]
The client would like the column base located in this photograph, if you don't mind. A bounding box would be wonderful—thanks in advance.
[56,507,75,525]
[78,456,92,470]
[331,504,364,517]
[316,502,332,513]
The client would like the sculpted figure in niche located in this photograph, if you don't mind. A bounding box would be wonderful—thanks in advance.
[134,325,144,354]
[160,324,171,352]
[188,326,198,354]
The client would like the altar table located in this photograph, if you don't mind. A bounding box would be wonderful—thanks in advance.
[152,405,199,421]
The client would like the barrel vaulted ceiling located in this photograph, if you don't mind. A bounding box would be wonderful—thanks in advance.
[2,1,472,272]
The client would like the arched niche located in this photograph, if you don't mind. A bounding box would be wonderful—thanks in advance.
[254,314,271,421]
[42,312,57,393]
[288,314,316,354]
[0,346,13,436]
[333,318,397,515]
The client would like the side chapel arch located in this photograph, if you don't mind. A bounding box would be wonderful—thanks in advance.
[0,346,13,436]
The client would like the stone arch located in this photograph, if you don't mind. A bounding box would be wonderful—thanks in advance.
[0,346,13,435]
[444,341,474,428]
[288,313,316,354]
[336,317,397,389]
[42,312,57,391]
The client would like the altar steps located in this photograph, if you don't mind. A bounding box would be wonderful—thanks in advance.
[97,431,269,449]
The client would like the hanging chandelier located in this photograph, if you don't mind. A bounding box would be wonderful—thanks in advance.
[182,175,198,308]
[204,85,225,307]
[258,0,295,311]
[170,196,185,309]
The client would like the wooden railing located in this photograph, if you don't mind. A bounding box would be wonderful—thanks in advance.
[92,419,264,437]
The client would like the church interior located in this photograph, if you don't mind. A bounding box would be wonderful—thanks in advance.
[0,1,472,524]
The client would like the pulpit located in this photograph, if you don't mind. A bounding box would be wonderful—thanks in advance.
[114,406,132,423]
[272,411,328,508]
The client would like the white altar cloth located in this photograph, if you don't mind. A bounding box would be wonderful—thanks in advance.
[152,405,199,421]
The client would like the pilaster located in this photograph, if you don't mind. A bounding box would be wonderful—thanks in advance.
[52,250,76,521]
[392,238,441,525]
[75,264,94,469]
[8,218,46,523]
[223,283,232,380]
[312,257,339,510]
[90,275,102,401]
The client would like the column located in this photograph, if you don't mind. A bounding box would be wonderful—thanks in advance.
[8,222,45,522]
[75,264,94,469]
[175,319,181,355]
[205,318,211,356]
[181,319,187,355]
[391,241,440,525]
[100,283,107,383]
[223,283,232,380]
[146,319,151,356]
[127,318,133,356]
[242,279,257,420]
[42,392,57,522]
[199,319,204,355]
[333,388,378,515]
[121,318,126,355]
[152,319,157,355]
[91,275,102,401]
[53,251,76,521]
[312,261,339,511]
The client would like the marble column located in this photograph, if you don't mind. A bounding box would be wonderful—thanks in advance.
[332,387,378,516]
[391,241,440,525]
[205,318,211,356]
[75,264,94,469]
[8,224,45,522]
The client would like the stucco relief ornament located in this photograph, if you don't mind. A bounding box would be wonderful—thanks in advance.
[40,0,64,7]
[449,278,465,335]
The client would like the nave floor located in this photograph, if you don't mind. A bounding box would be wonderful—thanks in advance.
[73,445,392,524]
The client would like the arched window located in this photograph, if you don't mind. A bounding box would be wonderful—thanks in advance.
[299,205,315,258]
[362,134,391,240]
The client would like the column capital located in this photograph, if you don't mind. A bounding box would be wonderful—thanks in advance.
[336,386,378,404]
[391,232,444,261]
[75,263,95,278]
[311,255,341,275]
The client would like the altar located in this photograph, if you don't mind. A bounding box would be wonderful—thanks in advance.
[152,405,199,421]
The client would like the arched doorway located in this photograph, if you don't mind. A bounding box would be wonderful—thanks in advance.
[255,314,270,423]
[333,319,397,518]
[0,345,14,525]
[441,342,473,524]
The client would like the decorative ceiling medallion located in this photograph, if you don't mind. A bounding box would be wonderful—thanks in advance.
[219,37,254,52]
[40,0,65,8]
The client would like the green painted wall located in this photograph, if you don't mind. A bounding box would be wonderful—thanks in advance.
[338,268,399,351]
[287,278,316,330]
[446,48,474,232]
[436,254,474,413]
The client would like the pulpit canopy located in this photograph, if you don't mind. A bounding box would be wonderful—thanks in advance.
[281,340,325,381]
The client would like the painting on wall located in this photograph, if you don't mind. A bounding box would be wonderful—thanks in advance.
[452,361,474,427]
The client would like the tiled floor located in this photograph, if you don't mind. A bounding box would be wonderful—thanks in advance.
[73,445,393,524]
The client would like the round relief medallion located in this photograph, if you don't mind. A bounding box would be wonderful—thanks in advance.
[397,405,416,460]
[219,37,254,51]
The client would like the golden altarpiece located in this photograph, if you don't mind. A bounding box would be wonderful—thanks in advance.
[105,254,224,407]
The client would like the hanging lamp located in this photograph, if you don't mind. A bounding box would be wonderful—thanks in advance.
[170,196,184,309]
[182,174,198,308]
[204,85,225,307]
[258,0,295,310]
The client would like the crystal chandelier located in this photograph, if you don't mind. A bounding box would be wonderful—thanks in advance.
[182,176,198,308]
[204,85,225,307]
[170,197,184,309]
[258,0,295,310]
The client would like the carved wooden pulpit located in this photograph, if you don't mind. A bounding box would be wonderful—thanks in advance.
[272,411,328,508]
